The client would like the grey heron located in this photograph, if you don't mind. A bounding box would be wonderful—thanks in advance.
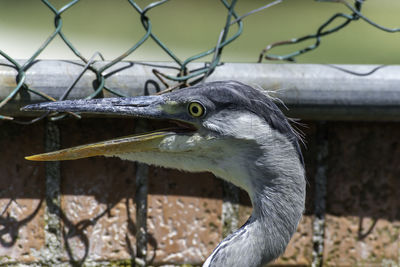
[22,81,306,267]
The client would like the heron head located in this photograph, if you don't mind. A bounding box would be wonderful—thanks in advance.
[22,81,303,192]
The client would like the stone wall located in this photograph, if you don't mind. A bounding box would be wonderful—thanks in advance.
[1,118,399,266]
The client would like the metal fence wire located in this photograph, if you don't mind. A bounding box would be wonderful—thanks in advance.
[0,0,399,124]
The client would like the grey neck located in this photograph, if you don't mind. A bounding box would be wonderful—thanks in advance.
[204,156,306,267]
[249,169,306,264]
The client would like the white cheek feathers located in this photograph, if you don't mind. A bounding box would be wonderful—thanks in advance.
[159,134,207,152]
[204,110,272,141]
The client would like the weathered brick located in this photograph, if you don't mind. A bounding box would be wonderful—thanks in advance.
[58,119,137,262]
[147,167,223,265]
[0,122,45,263]
[324,122,400,266]
[9,118,400,267]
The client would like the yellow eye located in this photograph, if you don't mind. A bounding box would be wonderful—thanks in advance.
[188,102,205,117]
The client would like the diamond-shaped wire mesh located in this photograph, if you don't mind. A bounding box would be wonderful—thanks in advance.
[0,0,398,124]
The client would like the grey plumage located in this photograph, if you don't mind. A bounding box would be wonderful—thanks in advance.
[167,81,304,165]
[23,81,306,267]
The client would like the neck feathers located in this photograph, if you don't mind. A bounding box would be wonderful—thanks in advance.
[204,129,306,267]
[204,172,305,267]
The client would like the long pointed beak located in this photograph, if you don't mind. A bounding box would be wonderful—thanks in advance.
[22,95,166,118]
[25,130,176,161]
[22,96,193,161]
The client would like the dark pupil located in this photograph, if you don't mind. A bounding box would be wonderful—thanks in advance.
[192,105,199,114]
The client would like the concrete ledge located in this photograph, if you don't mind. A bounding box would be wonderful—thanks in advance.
[1,60,400,120]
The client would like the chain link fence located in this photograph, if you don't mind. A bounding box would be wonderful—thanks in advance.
[0,0,399,124]
[1,1,399,266]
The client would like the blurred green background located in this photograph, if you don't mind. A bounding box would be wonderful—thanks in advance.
[0,0,399,64]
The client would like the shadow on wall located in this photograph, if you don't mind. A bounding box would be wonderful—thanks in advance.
[0,118,223,265]
[1,119,400,265]
[0,119,158,264]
